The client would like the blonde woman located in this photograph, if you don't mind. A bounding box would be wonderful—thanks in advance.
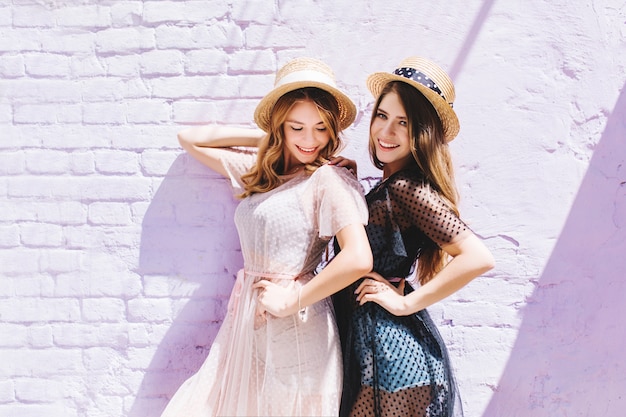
[160,58,372,417]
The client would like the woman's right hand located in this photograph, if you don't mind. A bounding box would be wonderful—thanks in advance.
[253,280,299,318]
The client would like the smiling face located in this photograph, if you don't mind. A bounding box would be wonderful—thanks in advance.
[282,99,331,171]
[370,91,414,177]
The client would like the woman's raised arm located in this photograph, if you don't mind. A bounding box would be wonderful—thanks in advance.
[178,125,265,177]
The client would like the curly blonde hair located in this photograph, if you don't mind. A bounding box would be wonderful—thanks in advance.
[240,87,343,198]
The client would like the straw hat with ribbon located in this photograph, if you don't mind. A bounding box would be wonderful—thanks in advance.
[254,57,357,132]
[367,56,460,142]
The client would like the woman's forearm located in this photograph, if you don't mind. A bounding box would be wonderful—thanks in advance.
[299,224,373,309]
[177,126,266,177]
[178,125,265,150]
[403,234,495,314]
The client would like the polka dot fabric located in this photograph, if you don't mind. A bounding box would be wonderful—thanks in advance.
[161,151,368,417]
[366,169,468,279]
[394,67,447,101]
[333,169,465,417]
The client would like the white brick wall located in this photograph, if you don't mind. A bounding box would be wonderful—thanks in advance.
[1,1,625,416]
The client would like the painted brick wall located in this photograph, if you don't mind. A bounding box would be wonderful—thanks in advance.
[1,1,624,416]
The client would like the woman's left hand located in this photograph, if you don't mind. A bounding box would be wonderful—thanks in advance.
[328,156,358,177]
[355,272,409,316]
[253,280,298,318]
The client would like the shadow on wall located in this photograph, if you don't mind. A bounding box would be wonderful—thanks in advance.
[448,0,496,80]
[483,85,626,416]
[128,154,242,417]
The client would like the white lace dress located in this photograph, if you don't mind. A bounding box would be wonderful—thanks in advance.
[160,149,368,417]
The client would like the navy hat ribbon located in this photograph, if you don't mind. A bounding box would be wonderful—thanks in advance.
[393,67,449,104]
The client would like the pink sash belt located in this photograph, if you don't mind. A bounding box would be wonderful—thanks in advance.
[244,270,297,280]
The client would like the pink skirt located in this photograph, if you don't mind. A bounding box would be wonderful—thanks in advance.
[160,269,342,416]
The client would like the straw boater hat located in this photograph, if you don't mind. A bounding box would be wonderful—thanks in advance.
[367,56,460,142]
[254,57,357,132]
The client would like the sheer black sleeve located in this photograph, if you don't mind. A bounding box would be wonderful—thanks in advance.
[387,172,468,247]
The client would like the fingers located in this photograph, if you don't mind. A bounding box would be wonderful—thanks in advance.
[355,278,370,294]
[255,302,267,326]
[328,156,357,176]
[355,278,389,293]
[252,280,273,291]
[362,271,386,282]
[358,293,369,305]
[355,278,391,303]
[359,293,378,306]
[253,281,270,312]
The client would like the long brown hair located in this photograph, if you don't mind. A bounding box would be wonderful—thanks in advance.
[239,87,343,198]
[369,81,461,285]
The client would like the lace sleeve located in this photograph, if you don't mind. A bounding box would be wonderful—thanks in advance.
[388,173,468,246]
[219,148,257,194]
[311,165,369,238]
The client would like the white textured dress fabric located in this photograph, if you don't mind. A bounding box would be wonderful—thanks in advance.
[161,149,368,417]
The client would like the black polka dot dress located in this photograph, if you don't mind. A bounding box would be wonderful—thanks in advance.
[333,169,467,417]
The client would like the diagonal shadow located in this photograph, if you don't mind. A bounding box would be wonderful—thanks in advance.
[448,0,497,80]
[482,84,626,416]
[128,154,242,416]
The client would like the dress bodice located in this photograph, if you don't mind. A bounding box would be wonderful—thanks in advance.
[234,172,328,278]
[365,169,468,279]
[222,149,368,279]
